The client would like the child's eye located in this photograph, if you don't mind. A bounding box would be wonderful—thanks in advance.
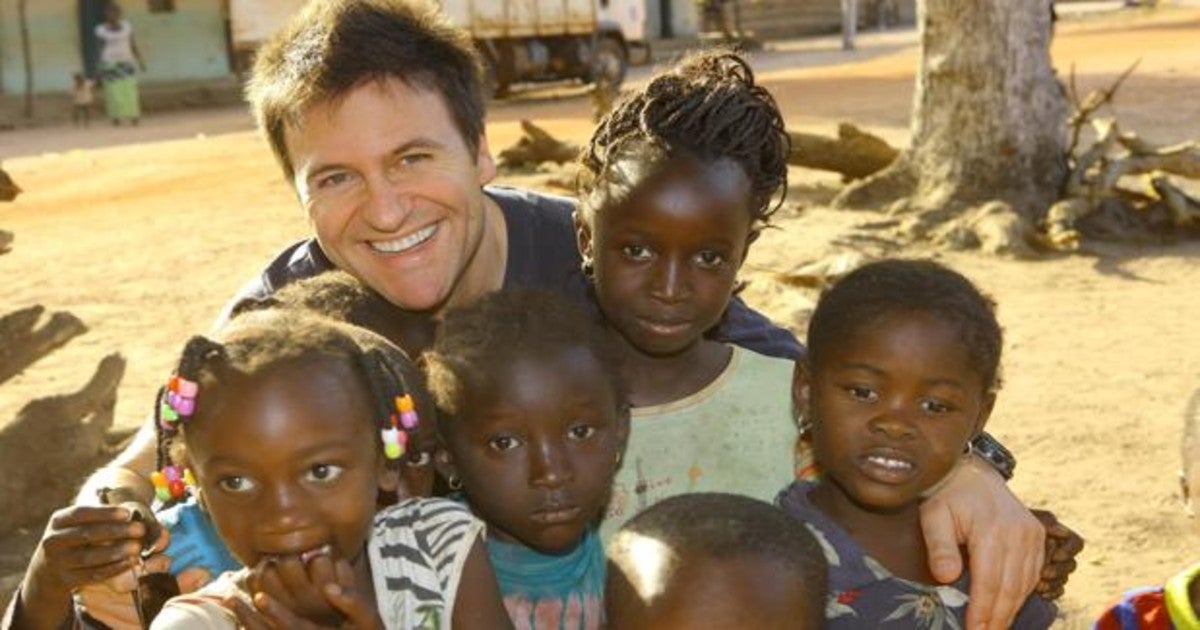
[217,476,256,493]
[567,424,597,440]
[695,251,726,268]
[920,399,954,414]
[622,245,652,261]
[305,463,344,483]
[406,451,434,467]
[846,385,878,402]
[488,436,522,452]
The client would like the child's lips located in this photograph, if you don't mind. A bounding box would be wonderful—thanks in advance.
[856,449,918,484]
[530,504,582,525]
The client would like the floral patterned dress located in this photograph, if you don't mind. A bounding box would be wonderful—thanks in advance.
[779,480,1058,630]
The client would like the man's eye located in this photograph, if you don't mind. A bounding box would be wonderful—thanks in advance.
[315,171,355,190]
[846,385,878,402]
[568,425,597,440]
[305,464,344,483]
[695,251,726,268]
[622,245,652,260]
[488,436,521,452]
[217,476,256,493]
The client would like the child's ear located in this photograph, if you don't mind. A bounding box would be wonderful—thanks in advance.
[1182,470,1194,518]
[434,445,459,483]
[376,457,401,494]
[575,213,595,265]
[972,392,997,438]
[791,360,811,423]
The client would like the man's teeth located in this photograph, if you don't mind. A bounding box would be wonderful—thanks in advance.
[867,455,913,470]
[371,224,436,253]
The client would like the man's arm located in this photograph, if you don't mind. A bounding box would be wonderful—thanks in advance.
[714,295,804,360]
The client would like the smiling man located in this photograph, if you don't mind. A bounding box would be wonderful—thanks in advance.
[64,2,1062,629]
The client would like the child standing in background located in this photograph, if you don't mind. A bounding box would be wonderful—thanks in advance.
[424,289,629,629]
[781,259,1057,628]
[72,72,95,128]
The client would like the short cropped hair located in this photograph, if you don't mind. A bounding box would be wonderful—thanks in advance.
[607,492,827,623]
[807,258,1004,393]
[422,288,622,422]
[247,0,486,183]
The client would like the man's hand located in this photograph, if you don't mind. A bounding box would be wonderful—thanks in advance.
[920,456,1044,630]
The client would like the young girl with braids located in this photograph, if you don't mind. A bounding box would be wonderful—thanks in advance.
[573,50,800,537]
[137,308,510,629]
[423,288,629,630]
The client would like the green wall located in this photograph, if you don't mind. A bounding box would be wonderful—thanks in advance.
[1,0,231,95]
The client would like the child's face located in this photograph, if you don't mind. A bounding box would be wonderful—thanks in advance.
[185,358,396,567]
[444,346,627,553]
[805,311,994,511]
[606,554,820,629]
[578,155,753,356]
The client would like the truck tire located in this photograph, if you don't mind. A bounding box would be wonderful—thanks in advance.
[590,36,628,89]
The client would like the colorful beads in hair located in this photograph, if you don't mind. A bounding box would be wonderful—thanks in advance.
[361,350,421,461]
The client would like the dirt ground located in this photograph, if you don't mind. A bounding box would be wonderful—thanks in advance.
[2,6,1199,626]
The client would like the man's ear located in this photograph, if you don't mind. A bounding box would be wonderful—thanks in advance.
[575,213,595,265]
[475,132,497,185]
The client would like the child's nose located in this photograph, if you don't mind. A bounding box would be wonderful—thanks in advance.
[870,404,918,440]
[649,257,690,303]
[528,439,573,488]
[260,484,311,530]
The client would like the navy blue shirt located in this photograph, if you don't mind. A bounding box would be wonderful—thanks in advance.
[218,186,803,360]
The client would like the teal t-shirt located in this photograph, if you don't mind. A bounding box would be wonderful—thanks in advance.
[486,527,606,629]
[601,346,798,541]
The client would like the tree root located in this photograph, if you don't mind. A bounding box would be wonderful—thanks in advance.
[0,306,88,386]
[0,354,126,536]
[0,167,19,202]
[831,159,917,211]
[0,230,11,255]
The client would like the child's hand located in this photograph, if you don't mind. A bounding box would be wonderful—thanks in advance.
[19,505,147,628]
[28,505,145,593]
[236,555,383,630]
[1030,509,1084,600]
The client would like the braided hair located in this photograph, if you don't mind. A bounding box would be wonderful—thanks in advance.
[153,308,429,504]
[577,50,790,233]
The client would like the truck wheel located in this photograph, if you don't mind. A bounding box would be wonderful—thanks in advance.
[591,37,628,89]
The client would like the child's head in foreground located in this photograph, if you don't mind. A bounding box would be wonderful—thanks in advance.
[605,493,827,629]
[423,288,629,554]
[153,308,436,569]
[574,50,789,357]
[798,258,1002,510]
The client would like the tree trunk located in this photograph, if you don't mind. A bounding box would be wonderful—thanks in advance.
[834,0,1068,221]
[841,0,858,50]
[18,0,34,119]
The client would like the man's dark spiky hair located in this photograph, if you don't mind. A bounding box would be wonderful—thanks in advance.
[577,49,790,231]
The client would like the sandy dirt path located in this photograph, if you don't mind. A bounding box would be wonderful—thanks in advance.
[2,7,1198,625]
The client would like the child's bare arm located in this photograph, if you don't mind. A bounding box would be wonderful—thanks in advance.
[453,539,513,630]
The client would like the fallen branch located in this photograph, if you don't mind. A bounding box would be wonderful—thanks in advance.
[1066,60,1140,161]
[497,120,581,169]
[0,306,88,385]
[1148,175,1200,228]
[788,124,899,181]
[0,166,18,202]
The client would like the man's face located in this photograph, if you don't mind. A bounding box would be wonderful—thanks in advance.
[284,79,497,314]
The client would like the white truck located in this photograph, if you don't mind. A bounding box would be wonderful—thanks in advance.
[229,0,646,96]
